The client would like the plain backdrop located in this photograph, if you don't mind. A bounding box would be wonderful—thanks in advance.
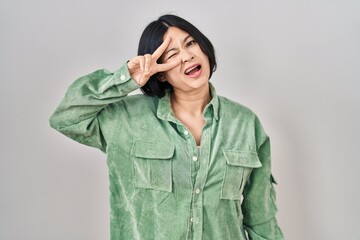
[1,0,359,239]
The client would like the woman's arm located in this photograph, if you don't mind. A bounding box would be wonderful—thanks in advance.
[49,38,181,152]
[49,63,139,152]
[242,117,285,240]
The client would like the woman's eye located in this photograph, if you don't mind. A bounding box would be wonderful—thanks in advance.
[186,40,196,47]
[167,52,177,60]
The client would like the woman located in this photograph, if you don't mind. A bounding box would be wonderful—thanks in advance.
[50,14,284,240]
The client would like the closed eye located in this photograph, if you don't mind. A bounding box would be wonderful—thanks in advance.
[167,52,178,60]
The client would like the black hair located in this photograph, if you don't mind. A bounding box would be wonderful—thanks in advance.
[137,14,217,98]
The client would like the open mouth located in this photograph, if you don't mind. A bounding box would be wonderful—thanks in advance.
[184,64,202,76]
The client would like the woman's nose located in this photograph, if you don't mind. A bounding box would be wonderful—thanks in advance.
[181,50,194,63]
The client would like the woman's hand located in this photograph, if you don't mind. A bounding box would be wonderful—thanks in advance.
[127,37,180,86]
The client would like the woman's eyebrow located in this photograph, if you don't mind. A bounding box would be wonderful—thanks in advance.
[183,35,192,43]
[164,35,192,58]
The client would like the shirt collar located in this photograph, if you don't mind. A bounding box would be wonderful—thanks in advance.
[156,83,219,122]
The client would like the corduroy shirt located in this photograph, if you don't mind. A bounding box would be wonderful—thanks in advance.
[49,63,284,240]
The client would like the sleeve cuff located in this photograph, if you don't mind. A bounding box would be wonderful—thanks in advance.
[113,62,141,92]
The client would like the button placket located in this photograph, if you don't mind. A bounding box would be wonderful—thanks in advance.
[192,186,203,238]
[191,122,212,240]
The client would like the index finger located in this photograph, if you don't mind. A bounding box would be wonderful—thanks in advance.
[152,37,171,60]
[157,59,181,72]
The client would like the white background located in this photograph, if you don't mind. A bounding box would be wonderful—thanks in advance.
[1,0,359,239]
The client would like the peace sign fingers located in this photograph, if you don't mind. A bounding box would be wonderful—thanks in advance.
[157,58,181,72]
[152,37,172,60]
[127,37,180,86]
[153,37,181,72]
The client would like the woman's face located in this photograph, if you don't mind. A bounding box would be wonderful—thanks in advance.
[160,27,211,93]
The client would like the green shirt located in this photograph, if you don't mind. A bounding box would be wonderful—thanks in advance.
[49,63,284,240]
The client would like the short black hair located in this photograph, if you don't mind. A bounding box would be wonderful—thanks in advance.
[137,14,217,98]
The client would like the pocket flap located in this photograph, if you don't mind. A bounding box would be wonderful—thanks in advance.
[131,140,175,159]
[223,150,262,168]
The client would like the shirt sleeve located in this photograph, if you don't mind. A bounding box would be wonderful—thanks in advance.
[241,117,285,240]
[49,62,140,152]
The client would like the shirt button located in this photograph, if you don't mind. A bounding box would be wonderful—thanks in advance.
[190,217,193,222]
[120,75,126,80]
[195,188,201,194]
[192,156,198,161]
[184,130,189,136]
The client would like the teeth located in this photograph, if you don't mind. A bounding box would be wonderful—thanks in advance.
[185,66,198,74]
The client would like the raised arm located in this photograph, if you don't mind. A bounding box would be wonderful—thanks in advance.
[49,37,180,152]
[49,63,139,152]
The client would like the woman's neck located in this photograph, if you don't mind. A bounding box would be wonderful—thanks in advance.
[170,85,211,117]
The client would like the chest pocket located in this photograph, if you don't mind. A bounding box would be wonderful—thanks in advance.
[131,140,175,192]
[221,150,262,200]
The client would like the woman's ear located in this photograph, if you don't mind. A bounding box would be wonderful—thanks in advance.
[157,73,166,82]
